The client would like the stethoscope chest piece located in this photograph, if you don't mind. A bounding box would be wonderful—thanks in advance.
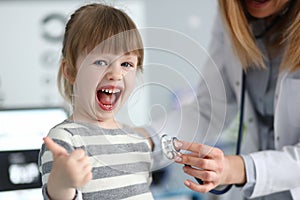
[161,134,181,160]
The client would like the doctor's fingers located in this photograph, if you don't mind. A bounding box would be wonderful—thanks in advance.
[183,165,218,182]
[178,155,223,172]
[178,140,224,159]
[184,179,216,193]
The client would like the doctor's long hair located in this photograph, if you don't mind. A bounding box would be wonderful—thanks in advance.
[219,0,300,72]
[57,3,144,103]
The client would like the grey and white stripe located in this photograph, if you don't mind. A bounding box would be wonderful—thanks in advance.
[38,120,153,200]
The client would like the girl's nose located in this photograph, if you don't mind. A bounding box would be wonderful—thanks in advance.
[105,64,123,81]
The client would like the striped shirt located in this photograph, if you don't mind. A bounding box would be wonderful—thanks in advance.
[38,120,154,200]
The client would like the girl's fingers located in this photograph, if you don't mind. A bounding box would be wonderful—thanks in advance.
[81,165,93,183]
[78,154,90,164]
[70,148,86,160]
[83,170,93,184]
[44,137,68,157]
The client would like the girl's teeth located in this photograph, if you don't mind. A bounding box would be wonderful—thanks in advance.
[101,89,120,94]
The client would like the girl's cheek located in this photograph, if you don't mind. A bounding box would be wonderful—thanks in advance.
[124,71,137,86]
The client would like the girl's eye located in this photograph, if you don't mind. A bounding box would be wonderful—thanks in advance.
[94,60,107,66]
[121,62,134,68]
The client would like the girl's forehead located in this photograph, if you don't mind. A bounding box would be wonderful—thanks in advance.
[87,51,138,59]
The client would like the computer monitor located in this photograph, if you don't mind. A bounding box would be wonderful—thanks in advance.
[0,107,67,192]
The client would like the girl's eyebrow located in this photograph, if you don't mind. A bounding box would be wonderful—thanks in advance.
[88,52,137,61]
[122,56,138,62]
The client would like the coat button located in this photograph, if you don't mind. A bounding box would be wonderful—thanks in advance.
[236,81,240,86]
[276,136,280,141]
[248,118,253,123]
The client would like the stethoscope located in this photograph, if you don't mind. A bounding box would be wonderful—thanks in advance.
[161,72,246,195]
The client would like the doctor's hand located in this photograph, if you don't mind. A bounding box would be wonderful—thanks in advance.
[44,137,92,200]
[173,140,246,193]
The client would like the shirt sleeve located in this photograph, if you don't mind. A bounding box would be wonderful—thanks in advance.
[240,154,256,197]
[42,185,83,200]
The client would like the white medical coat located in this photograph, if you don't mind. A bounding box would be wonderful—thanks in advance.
[205,14,300,199]
[153,13,300,199]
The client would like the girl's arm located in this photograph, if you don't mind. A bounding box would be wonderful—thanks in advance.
[42,137,92,200]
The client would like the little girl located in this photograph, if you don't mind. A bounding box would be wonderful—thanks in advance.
[38,3,153,199]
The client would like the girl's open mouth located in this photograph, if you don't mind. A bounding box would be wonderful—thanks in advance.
[96,86,122,111]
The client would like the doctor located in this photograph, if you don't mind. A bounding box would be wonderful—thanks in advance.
[171,0,300,199]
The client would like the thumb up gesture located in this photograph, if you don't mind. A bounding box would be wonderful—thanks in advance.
[44,137,92,199]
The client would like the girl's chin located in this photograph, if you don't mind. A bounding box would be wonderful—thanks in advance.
[98,103,116,111]
[97,101,120,113]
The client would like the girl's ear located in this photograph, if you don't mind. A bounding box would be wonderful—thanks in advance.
[62,59,76,84]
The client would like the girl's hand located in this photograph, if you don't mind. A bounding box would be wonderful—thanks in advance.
[44,137,93,199]
[174,140,245,193]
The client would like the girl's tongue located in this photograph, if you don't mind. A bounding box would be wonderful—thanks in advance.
[97,91,116,105]
[97,87,122,111]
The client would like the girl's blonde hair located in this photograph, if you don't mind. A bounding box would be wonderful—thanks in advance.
[219,0,300,71]
[58,3,144,103]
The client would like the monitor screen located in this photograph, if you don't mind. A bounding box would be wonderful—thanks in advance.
[0,107,67,151]
[0,107,67,193]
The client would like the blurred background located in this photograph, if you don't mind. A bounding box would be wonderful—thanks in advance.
[0,0,218,199]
